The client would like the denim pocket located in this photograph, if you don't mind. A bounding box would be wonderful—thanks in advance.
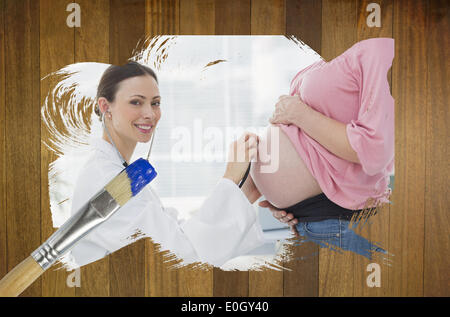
[302,219,341,241]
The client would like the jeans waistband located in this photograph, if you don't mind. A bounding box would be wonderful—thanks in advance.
[284,193,362,222]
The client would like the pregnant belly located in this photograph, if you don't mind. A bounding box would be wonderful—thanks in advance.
[250,125,323,209]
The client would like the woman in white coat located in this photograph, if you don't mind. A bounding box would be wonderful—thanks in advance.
[69,62,265,268]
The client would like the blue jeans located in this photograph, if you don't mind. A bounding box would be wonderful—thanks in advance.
[294,218,387,260]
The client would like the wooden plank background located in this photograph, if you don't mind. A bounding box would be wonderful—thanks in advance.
[0,0,448,297]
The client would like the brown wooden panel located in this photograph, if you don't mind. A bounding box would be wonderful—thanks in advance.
[180,0,215,35]
[39,0,76,297]
[2,0,445,299]
[357,0,393,39]
[251,0,285,35]
[4,0,41,297]
[179,0,218,297]
[249,267,283,297]
[213,0,285,298]
[147,245,179,296]
[146,0,180,36]
[145,0,213,297]
[0,0,7,285]
[215,0,251,35]
[170,0,245,298]
[76,0,109,63]
[283,0,321,297]
[213,0,251,297]
[424,0,449,297]
[110,0,147,66]
[353,0,392,297]
[214,270,249,297]
[286,0,322,54]
[283,241,319,296]
[75,0,110,297]
[246,0,286,297]
[109,0,147,297]
[147,243,213,296]
[353,205,390,296]
[145,0,184,297]
[319,0,357,297]
[389,0,427,296]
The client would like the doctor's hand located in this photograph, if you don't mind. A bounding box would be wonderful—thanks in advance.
[224,132,259,185]
[241,174,262,204]
[269,94,310,127]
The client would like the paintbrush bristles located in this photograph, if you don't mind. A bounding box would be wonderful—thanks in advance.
[105,171,133,206]
[104,158,157,206]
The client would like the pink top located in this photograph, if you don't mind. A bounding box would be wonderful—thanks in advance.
[280,38,394,210]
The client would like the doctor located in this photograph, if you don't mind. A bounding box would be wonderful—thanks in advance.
[69,61,265,268]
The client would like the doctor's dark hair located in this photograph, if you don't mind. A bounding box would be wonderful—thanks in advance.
[94,61,158,121]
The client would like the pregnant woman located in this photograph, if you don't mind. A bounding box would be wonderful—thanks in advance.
[242,38,394,259]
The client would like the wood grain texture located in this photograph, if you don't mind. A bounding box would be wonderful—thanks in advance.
[180,0,215,35]
[214,269,249,297]
[215,0,251,35]
[4,0,41,297]
[212,0,251,298]
[0,0,7,286]
[283,0,322,297]
[39,0,76,297]
[146,0,180,36]
[249,267,283,297]
[147,246,182,296]
[248,0,289,297]
[286,0,322,54]
[145,0,185,297]
[147,243,213,296]
[0,256,44,297]
[175,0,247,297]
[0,0,448,298]
[357,0,393,39]
[74,0,110,297]
[251,0,285,35]
[353,0,392,297]
[145,0,214,297]
[319,0,357,297]
[110,0,146,66]
[214,0,284,297]
[389,0,428,297]
[76,0,109,63]
[109,0,147,297]
[282,241,319,296]
[424,0,449,297]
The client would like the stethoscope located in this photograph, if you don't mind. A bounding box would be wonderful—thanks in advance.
[238,164,251,188]
[102,111,156,168]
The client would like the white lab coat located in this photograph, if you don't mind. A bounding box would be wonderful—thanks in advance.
[68,137,265,268]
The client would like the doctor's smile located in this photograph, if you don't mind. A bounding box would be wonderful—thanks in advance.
[96,72,162,163]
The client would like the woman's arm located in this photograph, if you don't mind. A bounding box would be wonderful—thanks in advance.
[270,95,360,164]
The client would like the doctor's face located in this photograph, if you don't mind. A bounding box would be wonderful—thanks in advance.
[108,75,161,144]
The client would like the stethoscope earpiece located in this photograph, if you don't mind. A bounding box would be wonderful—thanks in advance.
[102,110,128,167]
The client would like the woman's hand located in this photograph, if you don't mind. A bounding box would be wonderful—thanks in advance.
[269,94,310,126]
[259,200,299,236]
[259,200,298,225]
[224,132,259,185]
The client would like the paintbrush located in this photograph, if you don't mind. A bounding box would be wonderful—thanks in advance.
[0,158,157,297]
